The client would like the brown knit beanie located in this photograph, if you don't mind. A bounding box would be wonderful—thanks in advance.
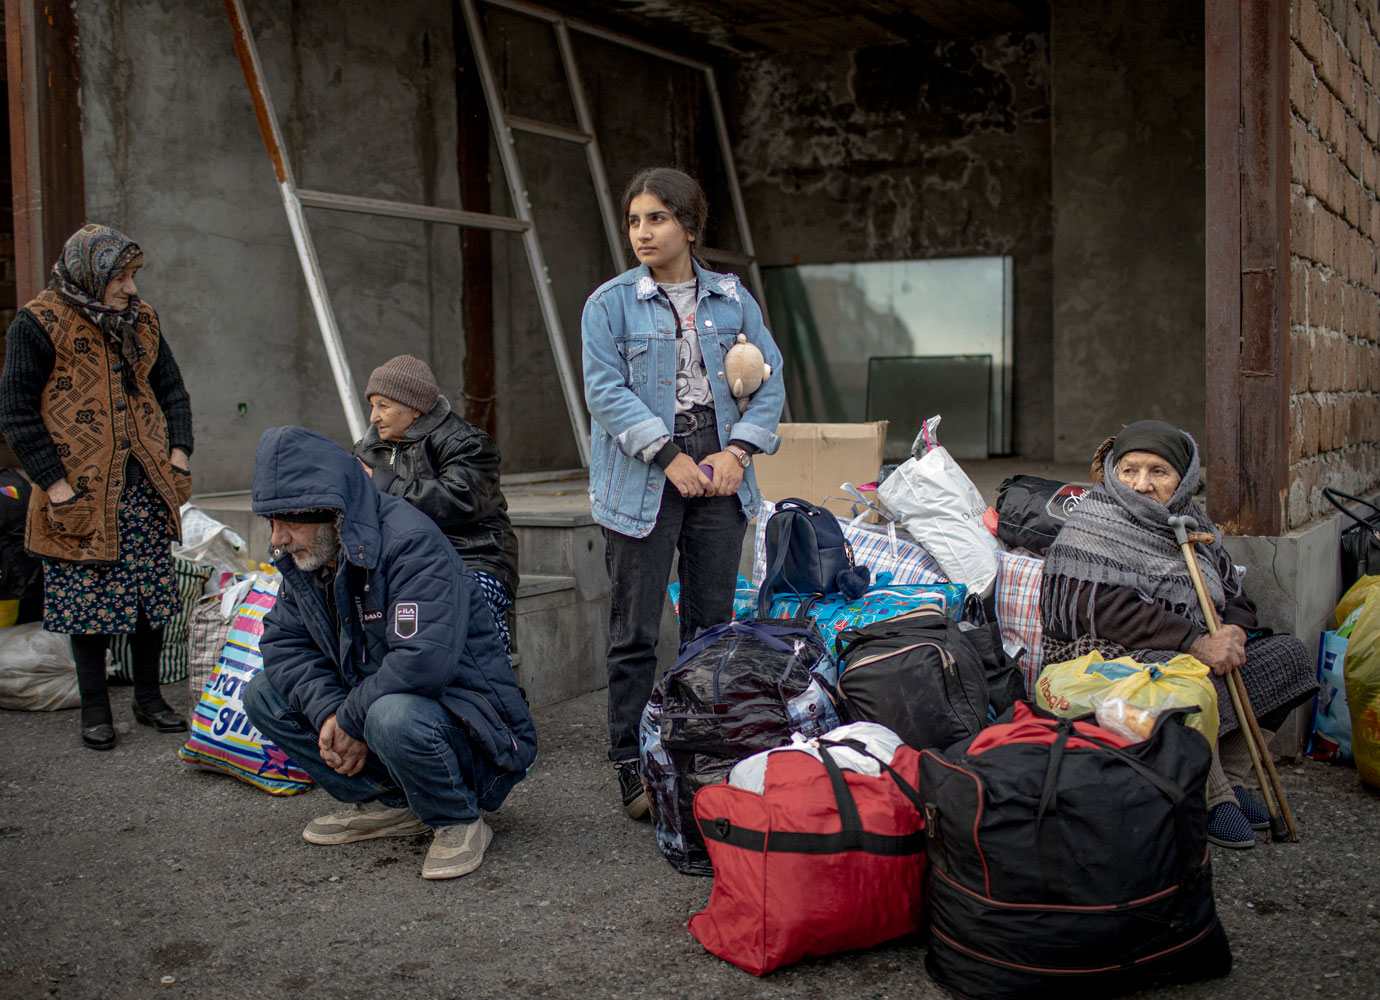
[365,354,438,412]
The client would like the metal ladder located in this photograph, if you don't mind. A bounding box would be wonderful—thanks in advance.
[225,0,769,463]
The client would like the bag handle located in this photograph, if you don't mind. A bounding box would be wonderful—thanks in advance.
[1323,487,1380,533]
[817,744,865,849]
[819,737,926,813]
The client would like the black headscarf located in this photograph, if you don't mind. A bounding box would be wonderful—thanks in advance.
[1111,419,1193,478]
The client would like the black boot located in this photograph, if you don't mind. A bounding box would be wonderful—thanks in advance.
[71,634,116,750]
[130,611,186,732]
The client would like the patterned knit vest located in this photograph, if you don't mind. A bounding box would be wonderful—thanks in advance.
[23,290,185,563]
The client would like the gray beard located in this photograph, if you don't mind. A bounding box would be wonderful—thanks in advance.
[290,523,341,572]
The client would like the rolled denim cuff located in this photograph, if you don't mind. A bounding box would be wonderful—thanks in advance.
[615,415,671,458]
[723,420,778,455]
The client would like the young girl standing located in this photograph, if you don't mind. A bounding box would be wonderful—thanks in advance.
[582,167,785,818]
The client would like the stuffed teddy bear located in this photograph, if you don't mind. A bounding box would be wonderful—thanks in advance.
[723,334,772,413]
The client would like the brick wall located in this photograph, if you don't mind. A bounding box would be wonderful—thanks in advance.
[1288,0,1380,527]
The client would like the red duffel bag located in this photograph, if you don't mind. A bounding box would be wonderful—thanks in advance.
[688,722,928,975]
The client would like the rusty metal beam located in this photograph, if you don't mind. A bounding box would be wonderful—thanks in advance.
[1204,0,1290,535]
[5,0,84,304]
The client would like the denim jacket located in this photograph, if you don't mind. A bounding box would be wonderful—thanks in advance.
[582,260,785,538]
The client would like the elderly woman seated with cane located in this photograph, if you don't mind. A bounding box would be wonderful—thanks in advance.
[1040,420,1316,849]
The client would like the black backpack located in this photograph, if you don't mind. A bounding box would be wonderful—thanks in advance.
[834,605,989,751]
[756,498,867,616]
[640,618,838,876]
[920,703,1231,1000]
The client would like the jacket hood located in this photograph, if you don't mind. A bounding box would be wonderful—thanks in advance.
[357,394,452,449]
[253,426,382,569]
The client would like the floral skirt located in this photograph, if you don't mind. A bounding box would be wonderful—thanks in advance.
[43,476,179,635]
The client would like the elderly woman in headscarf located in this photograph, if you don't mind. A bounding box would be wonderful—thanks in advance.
[1040,420,1316,850]
[0,224,194,751]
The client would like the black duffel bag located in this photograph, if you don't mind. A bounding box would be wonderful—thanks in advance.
[995,474,1089,555]
[920,702,1231,1000]
[1323,487,1380,588]
[640,618,838,876]
[834,605,989,751]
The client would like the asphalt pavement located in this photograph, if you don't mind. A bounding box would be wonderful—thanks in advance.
[2,681,1377,1000]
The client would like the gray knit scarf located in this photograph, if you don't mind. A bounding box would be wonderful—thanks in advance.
[1041,434,1240,638]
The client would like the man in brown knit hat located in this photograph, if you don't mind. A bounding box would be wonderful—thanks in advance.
[355,355,520,658]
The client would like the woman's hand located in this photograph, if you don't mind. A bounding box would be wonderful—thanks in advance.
[1189,624,1248,675]
[170,448,190,473]
[47,480,75,505]
[703,451,745,497]
[664,452,710,498]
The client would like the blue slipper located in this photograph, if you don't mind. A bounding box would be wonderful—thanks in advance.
[1207,802,1256,849]
[1233,785,1271,831]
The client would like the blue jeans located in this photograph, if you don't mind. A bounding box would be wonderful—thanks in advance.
[243,672,510,827]
[602,423,746,762]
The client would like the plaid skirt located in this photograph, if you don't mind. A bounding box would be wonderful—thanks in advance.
[1042,631,1317,737]
[42,476,179,635]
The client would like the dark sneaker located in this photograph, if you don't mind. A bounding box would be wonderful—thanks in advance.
[302,801,429,845]
[1207,802,1256,849]
[1233,785,1271,831]
[615,759,649,820]
[422,818,493,880]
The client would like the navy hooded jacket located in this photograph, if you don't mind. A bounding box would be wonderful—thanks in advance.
[252,426,537,779]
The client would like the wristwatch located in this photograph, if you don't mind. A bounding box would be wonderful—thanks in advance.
[725,444,752,469]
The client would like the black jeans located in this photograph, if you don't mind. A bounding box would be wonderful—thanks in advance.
[603,424,746,761]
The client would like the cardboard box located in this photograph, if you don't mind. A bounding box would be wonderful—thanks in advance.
[753,422,888,520]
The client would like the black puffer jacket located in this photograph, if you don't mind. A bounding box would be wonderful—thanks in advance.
[354,395,519,598]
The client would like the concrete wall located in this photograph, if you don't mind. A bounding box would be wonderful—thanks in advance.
[1287,0,1380,528]
[77,0,463,491]
[1049,1,1206,464]
[722,34,1055,458]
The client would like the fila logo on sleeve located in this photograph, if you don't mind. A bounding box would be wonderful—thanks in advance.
[394,602,419,639]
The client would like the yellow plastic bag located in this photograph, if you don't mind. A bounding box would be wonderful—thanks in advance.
[1336,575,1380,630]
[1343,588,1380,788]
[1036,651,1219,747]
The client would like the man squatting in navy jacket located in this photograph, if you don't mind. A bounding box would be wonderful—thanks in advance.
[242,426,537,880]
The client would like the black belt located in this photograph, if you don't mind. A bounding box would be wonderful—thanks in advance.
[673,407,715,437]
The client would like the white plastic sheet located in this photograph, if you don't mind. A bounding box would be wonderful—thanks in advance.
[876,415,1002,596]
[173,504,253,587]
[0,623,79,711]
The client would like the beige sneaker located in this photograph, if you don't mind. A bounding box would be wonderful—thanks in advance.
[421,818,493,880]
[302,801,429,845]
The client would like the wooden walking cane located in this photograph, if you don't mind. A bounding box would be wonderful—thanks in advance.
[1167,515,1300,843]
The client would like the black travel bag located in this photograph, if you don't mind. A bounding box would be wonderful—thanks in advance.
[1323,487,1380,588]
[834,605,989,751]
[995,474,1089,555]
[639,618,839,876]
[919,702,1232,1000]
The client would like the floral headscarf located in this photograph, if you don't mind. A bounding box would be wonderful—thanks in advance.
[49,224,146,381]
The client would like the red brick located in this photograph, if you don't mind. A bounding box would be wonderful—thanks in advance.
[1320,392,1337,448]
[1301,0,1325,62]
[1309,133,1331,202]
[1292,117,1310,185]
[1304,392,1323,456]
[1292,328,1312,392]
[1293,43,1314,118]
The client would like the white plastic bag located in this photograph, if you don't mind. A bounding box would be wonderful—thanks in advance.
[174,504,253,586]
[0,623,79,711]
[876,415,1003,596]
